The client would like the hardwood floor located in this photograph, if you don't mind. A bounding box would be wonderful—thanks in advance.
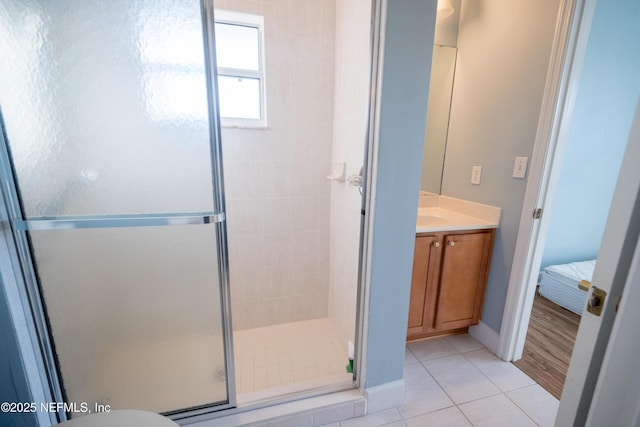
[513,292,581,399]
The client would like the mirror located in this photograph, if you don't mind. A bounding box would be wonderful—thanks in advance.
[420,45,457,194]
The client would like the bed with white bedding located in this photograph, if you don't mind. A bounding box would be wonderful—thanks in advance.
[538,259,596,315]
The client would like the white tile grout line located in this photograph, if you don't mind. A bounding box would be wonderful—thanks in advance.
[456,346,556,426]
[234,318,351,397]
[418,360,502,425]
[401,338,553,426]
[338,338,556,426]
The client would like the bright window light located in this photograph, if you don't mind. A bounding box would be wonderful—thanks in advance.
[139,9,266,127]
[215,23,260,70]
[217,75,261,120]
[214,10,266,127]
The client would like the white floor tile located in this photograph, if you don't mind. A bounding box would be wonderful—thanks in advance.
[507,384,559,427]
[404,347,418,364]
[407,337,458,361]
[445,334,484,353]
[463,348,536,392]
[404,406,472,427]
[399,363,454,419]
[380,422,407,427]
[339,408,402,427]
[458,394,537,427]
[422,354,501,404]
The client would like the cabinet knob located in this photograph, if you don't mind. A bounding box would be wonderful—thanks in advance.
[433,241,441,248]
[447,240,455,247]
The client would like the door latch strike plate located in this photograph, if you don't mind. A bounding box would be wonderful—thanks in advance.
[587,286,606,316]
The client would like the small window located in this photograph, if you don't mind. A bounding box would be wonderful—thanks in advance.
[215,10,266,128]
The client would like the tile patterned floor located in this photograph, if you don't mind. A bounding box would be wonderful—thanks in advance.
[319,334,559,427]
[233,318,353,398]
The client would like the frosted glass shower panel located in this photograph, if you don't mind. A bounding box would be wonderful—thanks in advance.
[0,0,214,217]
[0,0,233,415]
[29,225,228,412]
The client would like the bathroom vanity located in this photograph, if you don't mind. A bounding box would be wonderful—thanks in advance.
[407,195,501,341]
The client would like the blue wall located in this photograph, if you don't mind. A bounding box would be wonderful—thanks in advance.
[364,0,436,388]
[541,0,640,269]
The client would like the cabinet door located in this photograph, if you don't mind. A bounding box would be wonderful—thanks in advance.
[433,231,493,330]
[407,235,440,333]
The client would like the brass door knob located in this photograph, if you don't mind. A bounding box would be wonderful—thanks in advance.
[433,242,441,248]
[447,240,455,247]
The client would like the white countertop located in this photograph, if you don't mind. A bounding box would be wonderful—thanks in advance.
[416,195,501,233]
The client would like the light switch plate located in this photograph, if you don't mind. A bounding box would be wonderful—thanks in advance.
[471,166,482,185]
[513,157,528,179]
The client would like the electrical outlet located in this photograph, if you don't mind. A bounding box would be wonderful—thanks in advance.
[513,157,528,179]
[471,166,482,185]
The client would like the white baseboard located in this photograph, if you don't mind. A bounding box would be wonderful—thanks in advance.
[469,321,500,355]
[364,380,405,414]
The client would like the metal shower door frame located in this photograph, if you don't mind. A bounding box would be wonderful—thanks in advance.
[0,0,236,422]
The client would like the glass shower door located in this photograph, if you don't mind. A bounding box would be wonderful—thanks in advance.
[0,0,232,417]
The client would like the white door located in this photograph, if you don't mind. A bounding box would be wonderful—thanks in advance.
[587,233,640,426]
[555,99,640,426]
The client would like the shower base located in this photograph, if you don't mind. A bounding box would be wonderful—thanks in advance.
[233,318,353,403]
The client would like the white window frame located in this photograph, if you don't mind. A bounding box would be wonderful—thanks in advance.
[214,9,267,128]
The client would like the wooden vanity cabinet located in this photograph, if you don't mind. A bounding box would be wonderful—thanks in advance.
[407,229,495,340]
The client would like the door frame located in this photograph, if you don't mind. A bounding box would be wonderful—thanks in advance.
[496,0,596,361]
[0,129,57,426]
[0,0,383,424]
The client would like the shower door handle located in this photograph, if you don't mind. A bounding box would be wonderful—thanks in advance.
[14,212,226,231]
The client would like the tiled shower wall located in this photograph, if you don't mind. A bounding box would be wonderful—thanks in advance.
[328,0,371,352]
[216,0,336,330]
